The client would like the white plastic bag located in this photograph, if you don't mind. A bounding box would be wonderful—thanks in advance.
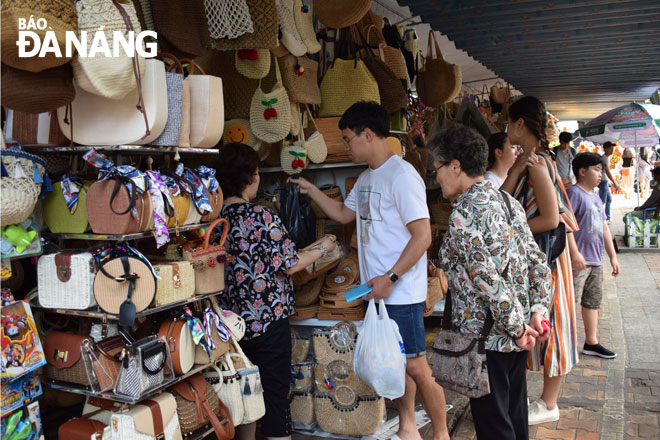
[353,299,406,399]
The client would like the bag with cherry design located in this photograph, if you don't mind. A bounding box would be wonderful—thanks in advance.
[249,57,291,143]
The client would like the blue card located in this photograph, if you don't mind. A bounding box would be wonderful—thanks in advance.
[344,284,372,303]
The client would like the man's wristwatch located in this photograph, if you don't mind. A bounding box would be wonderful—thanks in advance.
[386,270,399,283]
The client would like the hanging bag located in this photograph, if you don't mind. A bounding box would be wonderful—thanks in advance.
[292,0,321,54]
[235,49,272,79]
[203,0,253,39]
[152,53,185,147]
[250,57,291,143]
[416,30,462,107]
[301,105,327,163]
[490,81,511,105]
[177,218,229,295]
[359,25,408,80]
[280,55,322,105]
[227,339,266,424]
[210,0,278,50]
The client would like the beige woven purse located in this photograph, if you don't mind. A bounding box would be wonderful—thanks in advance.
[280,142,308,175]
[152,262,195,307]
[302,105,327,163]
[292,0,321,54]
[319,58,380,117]
[72,0,145,100]
[250,57,291,143]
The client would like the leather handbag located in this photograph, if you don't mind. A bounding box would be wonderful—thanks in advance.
[170,374,235,439]
[416,30,462,106]
[58,415,107,440]
[249,57,291,143]
[180,59,225,149]
[93,255,157,327]
[1,63,76,114]
[115,336,171,398]
[280,55,321,105]
[44,331,90,386]
[43,179,93,234]
[153,262,195,307]
[178,218,229,295]
[158,319,195,375]
[37,252,97,310]
[3,110,70,147]
[86,179,153,235]
[57,58,168,145]
[110,392,183,440]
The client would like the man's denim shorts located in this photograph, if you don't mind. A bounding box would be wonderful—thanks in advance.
[369,301,427,358]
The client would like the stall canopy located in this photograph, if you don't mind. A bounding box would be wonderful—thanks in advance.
[397,0,660,121]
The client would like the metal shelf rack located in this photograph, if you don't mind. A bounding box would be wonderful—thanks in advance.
[21,145,220,155]
[42,222,212,242]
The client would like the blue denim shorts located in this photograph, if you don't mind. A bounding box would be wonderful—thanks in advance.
[368,301,427,358]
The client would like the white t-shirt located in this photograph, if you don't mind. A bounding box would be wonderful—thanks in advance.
[484,171,504,188]
[344,155,429,305]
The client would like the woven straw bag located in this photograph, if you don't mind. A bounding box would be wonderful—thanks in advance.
[292,0,320,54]
[71,0,145,100]
[490,82,511,104]
[151,0,210,58]
[314,390,385,436]
[1,0,77,72]
[204,0,253,39]
[227,340,266,424]
[361,25,408,80]
[93,255,157,316]
[153,261,195,307]
[416,31,462,106]
[313,360,374,395]
[211,0,278,50]
[37,252,97,310]
[208,356,245,425]
[309,172,342,218]
[223,119,259,149]
[280,142,308,175]
[1,64,76,114]
[86,179,154,235]
[178,218,229,295]
[319,58,380,117]
[0,148,46,225]
[314,0,372,29]
[181,59,225,149]
[250,57,291,143]
[235,49,272,79]
[290,390,315,425]
[291,329,311,362]
[42,180,92,233]
[290,101,301,137]
[277,0,306,57]
[311,321,357,365]
[307,116,350,163]
[4,110,69,147]
[152,54,185,147]
[281,55,321,105]
[295,275,324,307]
[357,10,385,46]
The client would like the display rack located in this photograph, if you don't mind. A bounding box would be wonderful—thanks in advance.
[260,161,367,174]
[42,222,212,242]
[21,145,220,155]
[31,290,223,321]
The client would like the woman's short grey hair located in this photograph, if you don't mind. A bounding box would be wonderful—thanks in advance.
[427,125,489,177]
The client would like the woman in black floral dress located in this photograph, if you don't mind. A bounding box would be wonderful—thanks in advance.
[214,143,335,440]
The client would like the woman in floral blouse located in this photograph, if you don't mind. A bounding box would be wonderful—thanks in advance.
[430,126,552,440]
[215,143,336,440]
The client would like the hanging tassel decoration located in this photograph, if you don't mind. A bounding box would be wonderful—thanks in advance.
[243,376,252,395]
[254,373,264,393]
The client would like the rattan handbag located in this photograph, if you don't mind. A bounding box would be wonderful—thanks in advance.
[416,30,462,106]
[293,235,342,284]
[170,374,234,439]
[44,331,90,386]
[207,356,245,426]
[314,390,385,436]
[178,218,229,295]
[115,336,172,399]
[153,262,195,307]
[37,252,97,310]
[311,321,357,365]
[280,55,322,105]
[194,306,231,364]
[319,57,380,117]
[0,148,47,226]
[250,57,291,143]
[295,276,324,308]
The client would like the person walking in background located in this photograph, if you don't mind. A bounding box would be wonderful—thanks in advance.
[291,102,450,440]
[598,142,621,223]
[431,125,552,440]
[485,132,518,188]
[566,153,620,360]
[633,166,660,218]
[500,96,580,425]
[638,147,652,199]
[553,132,577,189]
[621,148,635,199]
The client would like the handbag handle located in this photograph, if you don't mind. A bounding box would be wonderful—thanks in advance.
[228,338,254,369]
[219,352,239,376]
[140,341,167,375]
[426,30,445,61]
[204,363,225,391]
[110,0,150,140]
[302,104,320,133]
[186,378,235,440]
[178,58,208,76]
[109,175,139,216]
[157,52,184,74]
[204,217,229,250]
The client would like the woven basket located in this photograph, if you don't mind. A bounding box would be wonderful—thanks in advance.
[311,322,357,365]
[236,49,272,79]
[313,360,374,395]
[293,0,320,54]
[153,261,195,307]
[0,149,46,225]
[290,390,315,425]
[204,0,253,39]
[72,0,146,100]
[211,0,278,50]
[1,63,76,114]
[295,275,324,307]
[1,0,77,72]
[281,55,322,105]
[314,390,384,436]
[337,258,359,283]
[319,59,380,117]
[314,0,372,29]
[357,11,385,46]
[416,31,462,106]
[291,329,311,362]
[43,180,92,234]
[310,172,343,218]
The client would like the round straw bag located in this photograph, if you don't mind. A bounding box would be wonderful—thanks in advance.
[235,49,272,79]
[93,256,157,315]
[43,180,93,234]
[72,0,146,100]
[314,0,372,29]
[1,0,78,72]
[295,275,324,307]
[416,30,462,106]
[250,57,291,143]
[0,148,47,225]
[314,360,375,396]
[314,390,385,436]
[281,55,321,105]
[293,0,321,54]
[312,321,357,365]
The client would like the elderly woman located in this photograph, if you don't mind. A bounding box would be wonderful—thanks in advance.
[214,143,336,440]
[430,126,552,440]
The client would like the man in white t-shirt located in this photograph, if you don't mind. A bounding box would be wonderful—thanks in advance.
[291,102,450,440]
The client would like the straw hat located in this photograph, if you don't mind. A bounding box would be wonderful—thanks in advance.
[314,0,372,29]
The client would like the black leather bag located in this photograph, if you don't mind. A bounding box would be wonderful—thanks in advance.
[278,182,316,249]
